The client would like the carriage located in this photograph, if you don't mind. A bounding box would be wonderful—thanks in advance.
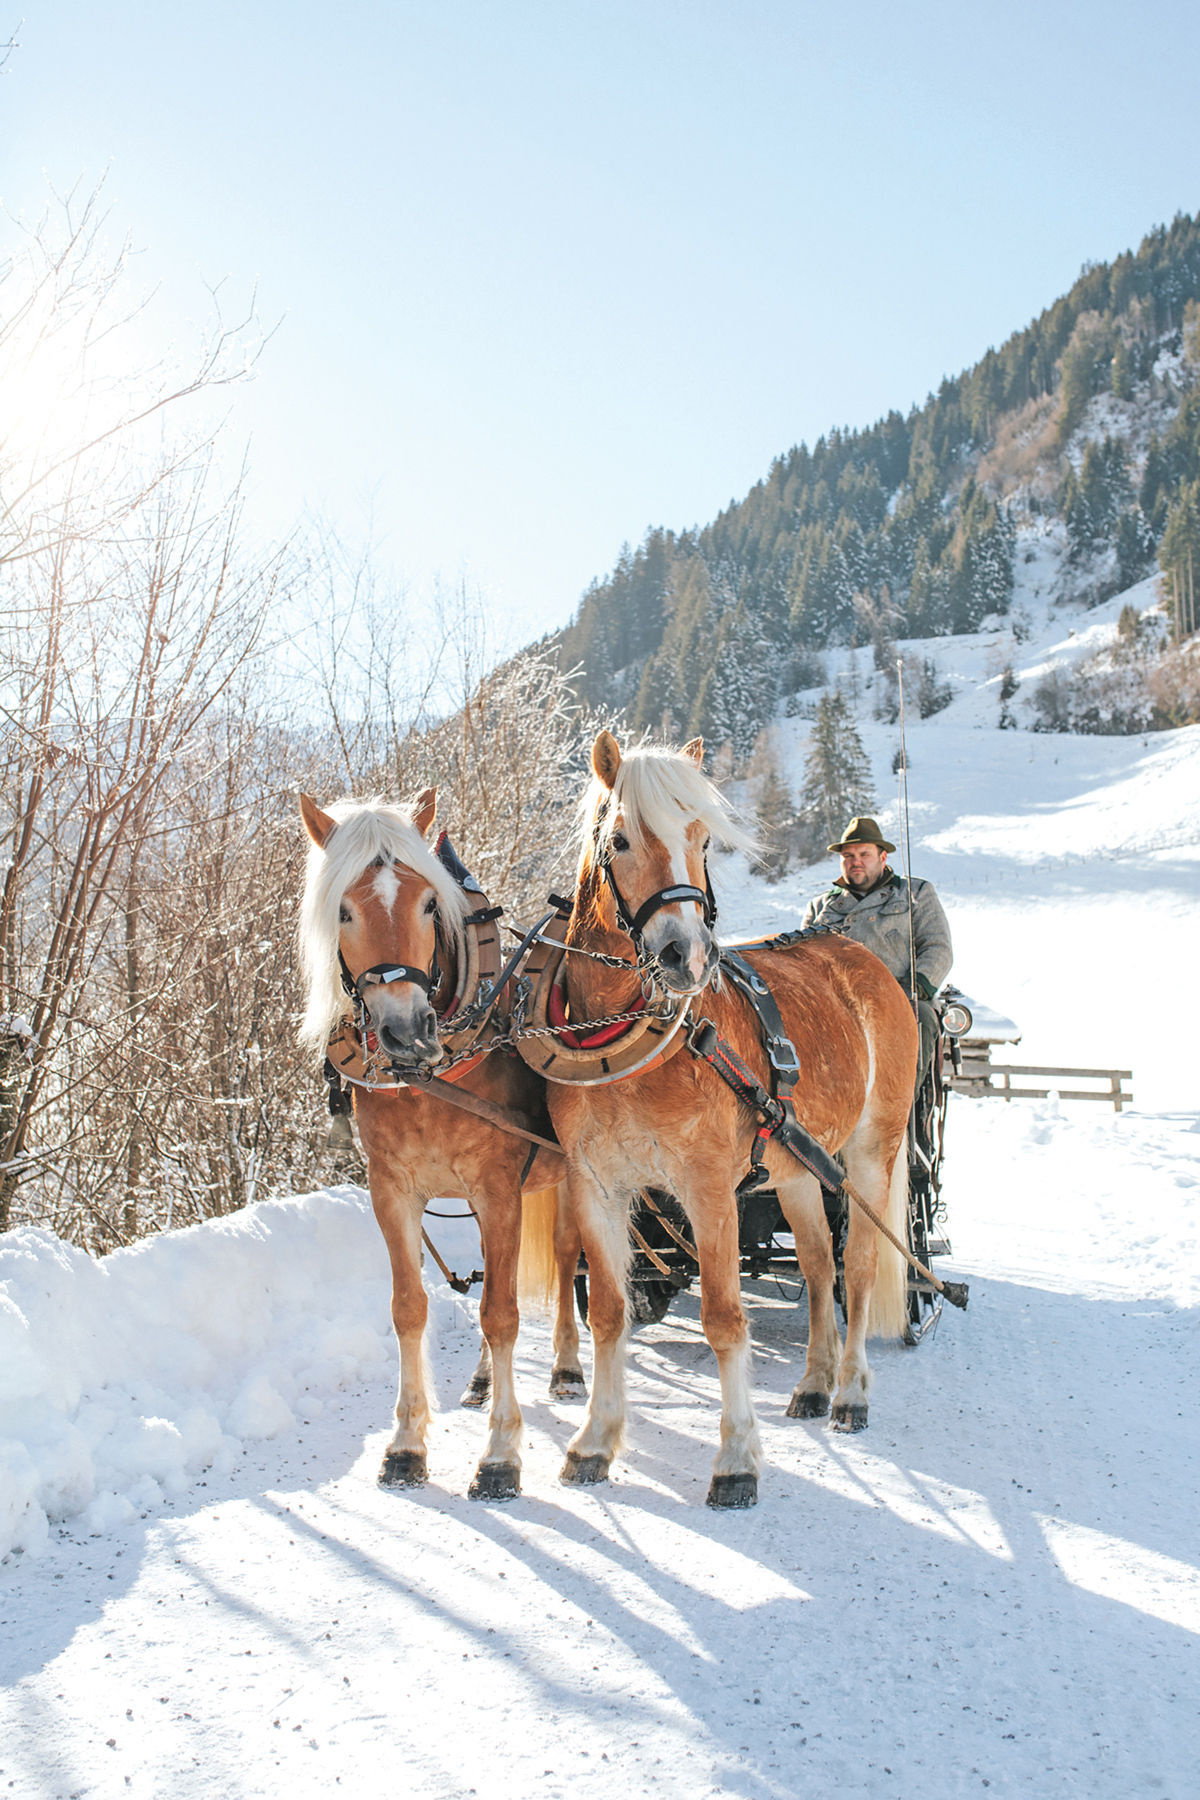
[587,984,980,1345]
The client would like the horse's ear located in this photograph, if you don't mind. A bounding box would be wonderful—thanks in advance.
[591,730,622,790]
[682,737,704,767]
[299,793,337,848]
[414,788,438,838]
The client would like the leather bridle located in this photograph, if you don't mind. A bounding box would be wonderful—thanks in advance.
[593,804,718,972]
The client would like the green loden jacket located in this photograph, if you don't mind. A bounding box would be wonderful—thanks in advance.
[799,868,953,1000]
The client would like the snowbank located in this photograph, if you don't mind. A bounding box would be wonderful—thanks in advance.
[0,1186,475,1561]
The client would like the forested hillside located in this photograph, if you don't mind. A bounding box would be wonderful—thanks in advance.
[556,212,1200,753]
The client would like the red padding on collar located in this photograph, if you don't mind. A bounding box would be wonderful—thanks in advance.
[547,979,644,1049]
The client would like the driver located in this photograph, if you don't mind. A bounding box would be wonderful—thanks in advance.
[800,816,952,1087]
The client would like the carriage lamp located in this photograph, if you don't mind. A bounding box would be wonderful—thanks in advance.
[941,999,973,1038]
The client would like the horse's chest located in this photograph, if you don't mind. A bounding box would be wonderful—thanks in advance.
[573,1106,707,1195]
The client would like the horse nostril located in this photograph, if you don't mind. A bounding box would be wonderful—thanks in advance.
[657,939,686,971]
[379,1012,440,1060]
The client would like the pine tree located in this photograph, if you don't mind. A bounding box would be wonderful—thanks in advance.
[753,762,796,883]
[796,692,874,861]
[1160,479,1200,637]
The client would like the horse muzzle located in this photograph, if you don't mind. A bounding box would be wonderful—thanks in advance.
[369,997,444,1071]
[647,920,718,995]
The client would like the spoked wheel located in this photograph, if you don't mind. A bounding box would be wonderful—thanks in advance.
[628,1279,677,1324]
[574,1266,679,1327]
[910,1159,949,1346]
[903,1185,944,1346]
[904,1036,951,1346]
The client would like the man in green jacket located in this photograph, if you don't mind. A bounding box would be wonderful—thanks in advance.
[800,816,952,1086]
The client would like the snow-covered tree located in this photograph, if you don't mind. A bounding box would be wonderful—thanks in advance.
[795,691,874,861]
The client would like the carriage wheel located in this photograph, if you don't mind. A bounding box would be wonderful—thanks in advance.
[573,1268,677,1327]
[903,1169,943,1345]
[628,1278,677,1325]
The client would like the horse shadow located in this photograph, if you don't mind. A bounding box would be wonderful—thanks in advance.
[5,1277,1196,1799]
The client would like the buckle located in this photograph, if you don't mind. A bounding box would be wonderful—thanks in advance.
[688,1016,718,1059]
[766,1033,801,1084]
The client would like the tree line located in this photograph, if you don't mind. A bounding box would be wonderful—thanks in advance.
[555,211,1200,751]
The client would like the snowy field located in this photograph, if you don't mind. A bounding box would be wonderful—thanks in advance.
[2,577,1199,1798]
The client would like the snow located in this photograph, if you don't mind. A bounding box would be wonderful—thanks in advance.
[2,572,1199,1798]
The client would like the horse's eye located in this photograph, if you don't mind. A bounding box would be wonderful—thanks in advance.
[339,905,351,925]
[611,831,630,854]
[424,895,438,916]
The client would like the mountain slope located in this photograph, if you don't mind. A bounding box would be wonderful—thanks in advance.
[555,212,1200,751]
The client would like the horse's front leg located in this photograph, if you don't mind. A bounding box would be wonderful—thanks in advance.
[550,1189,587,1400]
[469,1186,524,1500]
[561,1167,630,1485]
[688,1191,762,1508]
[372,1183,434,1487]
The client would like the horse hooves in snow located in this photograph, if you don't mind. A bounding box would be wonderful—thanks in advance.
[787,1389,830,1419]
[468,1462,521,1502]
[459,1374,491,1409]
[549,1367,587,1400]
[706,1473,758,1509]
[831,1403,869,1432]
[378,1450,429,1487]
[560,1450,610,1485]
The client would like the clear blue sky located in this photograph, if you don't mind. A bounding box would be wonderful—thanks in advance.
[4,1,1199,643]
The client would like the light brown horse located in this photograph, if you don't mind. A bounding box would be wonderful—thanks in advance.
[298,791,567,1499]
[525,731,916,1508]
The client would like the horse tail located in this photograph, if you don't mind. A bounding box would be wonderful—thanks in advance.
[518,1180,563,1311]
[868,1144,909,1340]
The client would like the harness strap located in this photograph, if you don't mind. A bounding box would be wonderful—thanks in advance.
[686,1017,844,1194]
[417,1073,562,1154]
[717,948,801,1096]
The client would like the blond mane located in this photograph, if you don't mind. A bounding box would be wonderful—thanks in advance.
[577,743,757,877]
[298,798,469,1056]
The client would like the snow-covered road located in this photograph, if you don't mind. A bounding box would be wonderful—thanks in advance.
[3,1092,1197,1799]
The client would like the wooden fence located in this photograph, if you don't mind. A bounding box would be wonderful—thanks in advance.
[946,1057,1132,1113]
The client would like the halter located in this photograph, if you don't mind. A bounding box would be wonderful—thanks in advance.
[338,943,442,1007]
[326,832,507,1091]
[593,801,718,972]
[336,848,445,1024]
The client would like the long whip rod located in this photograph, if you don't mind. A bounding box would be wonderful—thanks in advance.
[896,658,918,1013]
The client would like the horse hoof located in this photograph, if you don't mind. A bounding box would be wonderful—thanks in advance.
[379,1450,428,1487]
[706,1472,758,1509]
[549,1367,588,1401]
[459,1375,491,1409]
[560,1450,610,1485]
[831,1403,869,1433]
[468,1462,521,1502]
[787,1390,830,1419]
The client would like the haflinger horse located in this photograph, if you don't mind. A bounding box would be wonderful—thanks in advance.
[297,790,566,1501]
[524,730,917,1509]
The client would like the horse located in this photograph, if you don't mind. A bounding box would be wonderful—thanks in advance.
[297,789,571,1500]
[522,730,917,1509]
